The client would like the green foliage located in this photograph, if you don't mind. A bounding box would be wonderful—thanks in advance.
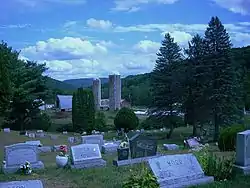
[95,111,108,131]
[72,88,95,134]
[204,16,242,141]
[114,107,139,132]
[56,123,74,132]
[140,115,184,130]
[122,167,159,188]
[150,33,184,138]
[28,112,52,131]
[194,145,235,181]
[0,41,15,113]
[218,125,246,151]
[0,43,48,131]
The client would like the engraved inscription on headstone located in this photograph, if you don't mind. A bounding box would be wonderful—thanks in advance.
[148,154,214,187]
[7,148,37,166]
[129,133,157,158]
[71,144,101,163]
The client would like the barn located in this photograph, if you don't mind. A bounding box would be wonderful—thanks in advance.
[55,95,73,112]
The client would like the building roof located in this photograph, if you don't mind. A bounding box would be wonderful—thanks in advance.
[57,95,72,109]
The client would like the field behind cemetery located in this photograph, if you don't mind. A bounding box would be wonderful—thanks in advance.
[0,126,250,188]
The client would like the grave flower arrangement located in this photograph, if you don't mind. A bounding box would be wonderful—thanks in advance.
[59,145,68,157]
[117,133,130,161]
[19,161,32,175]
[56,145,69,168]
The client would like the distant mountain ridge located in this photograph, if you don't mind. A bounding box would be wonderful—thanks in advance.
[63,78,109,88]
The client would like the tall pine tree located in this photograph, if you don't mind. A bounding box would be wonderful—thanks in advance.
[183,34,209,136]
[151,33,183,138]
[204,16,242,141]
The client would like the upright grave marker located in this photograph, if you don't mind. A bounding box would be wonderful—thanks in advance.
[71,144,106,169]
[3,143,44,174]
[148,154,214,188]
[81,135,104,149]
[234,130,250,174]
[130,133,157,158]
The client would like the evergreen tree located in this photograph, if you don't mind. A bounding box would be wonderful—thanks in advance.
[72,88,95,134]
[0,42,16,113]
[4,60,48,130]
[204,16,242,141]
[183,34,210,136]
[151,33,183,138]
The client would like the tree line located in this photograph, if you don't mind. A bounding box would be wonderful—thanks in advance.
[150,16,249,141]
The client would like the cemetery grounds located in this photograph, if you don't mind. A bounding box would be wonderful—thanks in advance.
[0,112,250,188]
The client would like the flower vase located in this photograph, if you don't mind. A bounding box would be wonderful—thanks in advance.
[56,155,68,167]
[117,147,129,161]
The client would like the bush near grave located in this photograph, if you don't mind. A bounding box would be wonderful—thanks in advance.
[218,125,246,151]
[114,107,139,132]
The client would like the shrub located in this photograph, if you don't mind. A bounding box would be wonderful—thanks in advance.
[122,167,159,188]
[95,111,108,132]
[56,124,74,132]
[194,145,235,181]
[114,107,139,132]
[218,125,246,151]
[140,115,184,130]
[28,112,52,131]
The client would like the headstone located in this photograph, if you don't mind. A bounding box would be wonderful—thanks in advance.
[148,154,214,188]
[163,144,179,151]
[129,133,157,158]
[28,133,36,138]
[0,180,43,188]
[71,144,106,169]
[68,137,75,143]
[37,130,43,133]
[186,138,200,148]
[3,143,44,174]
[63,131,68,134]
[38,146,52,153]
[35,132,45,138]
[3,128,10,133]
[101,142,119,154]
[25,140,42,146]
[234,130,250,174]
[81,135,104,149]
[50,134,58,140]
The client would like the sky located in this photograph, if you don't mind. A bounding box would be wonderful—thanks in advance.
[0,0,250,81]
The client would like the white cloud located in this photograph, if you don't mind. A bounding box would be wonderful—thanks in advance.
[212,0,250,15]
[22,37,107,61]
[112,0,179,12]
[86,18,113,30]
[21,36,156,80]
[134,40,160,53]
[161,31,193,46]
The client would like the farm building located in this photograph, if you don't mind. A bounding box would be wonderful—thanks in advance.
[55,95,131,112]
[55,95,73,112]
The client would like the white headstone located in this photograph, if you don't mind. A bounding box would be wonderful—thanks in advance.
[25,140,42,146]
[81,135,104,149]
[3,128,10,133]
[148,154,214,188]
[0,180,43,188]
[71,144,101,162]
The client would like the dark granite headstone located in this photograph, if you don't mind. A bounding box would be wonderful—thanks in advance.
[129,133,157,159]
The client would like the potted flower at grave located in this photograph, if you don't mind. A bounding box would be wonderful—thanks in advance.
[19,161,32,175]
[117,140,129,161]
[56,145,69,168]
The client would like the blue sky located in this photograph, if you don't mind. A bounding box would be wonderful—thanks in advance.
[1,0,250,80]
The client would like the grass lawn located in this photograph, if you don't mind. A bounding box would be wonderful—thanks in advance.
[0,127,249,188]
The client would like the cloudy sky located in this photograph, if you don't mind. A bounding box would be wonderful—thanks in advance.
[1,0,250,80]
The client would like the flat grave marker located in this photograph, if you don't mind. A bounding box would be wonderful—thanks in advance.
[0,180,43,188]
